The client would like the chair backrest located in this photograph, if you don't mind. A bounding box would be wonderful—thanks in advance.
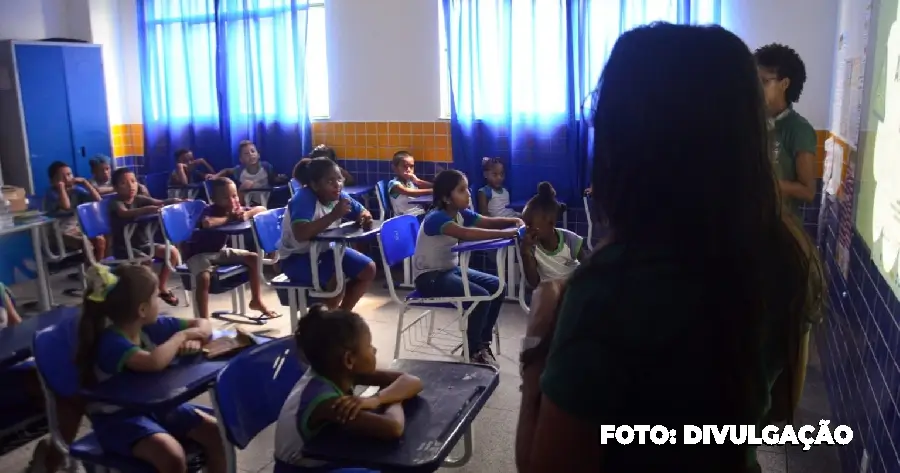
[377,214,420,268]
[160,200,208,245]
[32,314,82,397]
[289,178,301,196]
[375,180,392,220]
[76,200,112,239]
[252,207,285,254]
[212,337,306,448]
[203,180,214,204]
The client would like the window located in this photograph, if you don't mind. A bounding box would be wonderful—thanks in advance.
[143,0,329,121]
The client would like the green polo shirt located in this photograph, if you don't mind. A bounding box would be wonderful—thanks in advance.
[540,243,786,471]
[771,107,817,218]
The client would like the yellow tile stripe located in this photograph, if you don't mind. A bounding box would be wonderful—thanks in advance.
[111,124,145,158]
[312,121,452,162]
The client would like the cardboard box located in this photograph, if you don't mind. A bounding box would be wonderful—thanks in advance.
[1,186,27,212]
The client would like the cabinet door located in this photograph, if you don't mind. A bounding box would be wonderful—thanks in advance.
[62,46,112,178]
[14,44,75,196]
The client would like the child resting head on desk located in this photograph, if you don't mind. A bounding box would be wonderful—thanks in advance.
[74,264,226,473]
[519,182,588,289]
[279,158,376,311]
[273,304,423,472]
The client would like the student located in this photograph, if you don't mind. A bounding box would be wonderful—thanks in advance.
[515,24,825,472]
[89,155,150,197]
[295,144,355,186]
[279,158,376,310]
[520,182,587,288]
[754,43,818,219]
[181,178,278,320]
[215,140,287,206]
[169,148,215,186]
[274,304,423,472]
[388,150,432,216]
[74,264,225,473]
[477,158,519,218]
[108,168,182,306]
[412,169,523,365]
[43,161,107,261]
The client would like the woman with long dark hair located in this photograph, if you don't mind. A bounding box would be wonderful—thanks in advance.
[515,23,824,472]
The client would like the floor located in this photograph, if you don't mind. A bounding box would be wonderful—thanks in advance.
[0,270,843,473]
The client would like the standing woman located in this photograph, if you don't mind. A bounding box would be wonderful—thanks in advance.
[515,23,824,472]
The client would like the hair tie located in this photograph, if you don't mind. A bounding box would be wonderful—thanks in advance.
[86,265,119,302]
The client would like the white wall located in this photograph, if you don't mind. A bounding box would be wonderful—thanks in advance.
[722,0,840,129]
[0,0,91,41]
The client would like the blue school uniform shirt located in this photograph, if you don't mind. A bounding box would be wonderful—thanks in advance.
[88,316,190,415]
[278,187,365,258]
[274,369,349,468]
[411,208,481,281]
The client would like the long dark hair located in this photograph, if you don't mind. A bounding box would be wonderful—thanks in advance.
[584,22,821,463]
[75,264,158,386]
[432,169,466,210]
[294,304,368,375]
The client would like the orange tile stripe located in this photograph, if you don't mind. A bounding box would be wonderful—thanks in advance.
[111,123,145,158]
[312,121,452,162]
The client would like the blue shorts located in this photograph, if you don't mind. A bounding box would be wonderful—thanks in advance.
[91,403,203,456]
[282,248,373,287]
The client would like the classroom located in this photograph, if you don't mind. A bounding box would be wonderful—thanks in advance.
[0,0,892,471]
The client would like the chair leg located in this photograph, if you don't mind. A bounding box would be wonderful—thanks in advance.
[393,307,405,359]
[457,307,470,362]
[189,291,200,319]
[426,310,436,344]
[288,290,299,334]
[494,324,501,355]
[182,286,191,307]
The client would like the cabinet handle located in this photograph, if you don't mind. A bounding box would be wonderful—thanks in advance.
[80,147,86,157]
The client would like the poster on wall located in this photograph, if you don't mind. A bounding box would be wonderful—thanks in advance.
[836,161,856,280]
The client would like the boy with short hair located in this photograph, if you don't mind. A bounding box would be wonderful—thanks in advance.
[43,161,106,261]
[754,43,818,219]
[170,148,215,186]
[181,177,278,320]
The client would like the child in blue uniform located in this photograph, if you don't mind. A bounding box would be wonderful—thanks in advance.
[75,264,225,473]
[274,304,423,472]
[279,158,376,311]
[413,169,523,365]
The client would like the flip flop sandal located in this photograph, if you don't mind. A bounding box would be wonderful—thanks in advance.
[250,310,282,320]
[159,291,180,306]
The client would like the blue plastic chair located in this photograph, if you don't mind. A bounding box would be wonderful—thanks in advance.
[159,201,252,320]
[374,180,392,222]
[376,215,501,361]
[211,337,306,473]
[289,178,302,196]
[251,208,346,333]
[143,172,169,200]
[32,316,209,473]
[76,201,157,266]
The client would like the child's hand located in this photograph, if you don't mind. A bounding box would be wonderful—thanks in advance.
[72,177,87,185]
[357,210,373,230]
[181,327,209,341]
[331,395,381,423]
[331,198,352,218]
[233,210,248,222]
[513,218,525,228]
[205,174,215,180]
[178,339,203,355]
[521,227,537,250]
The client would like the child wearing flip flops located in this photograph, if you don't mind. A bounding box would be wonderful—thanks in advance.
[181,178,279,320]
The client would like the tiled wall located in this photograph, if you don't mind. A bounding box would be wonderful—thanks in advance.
[110,123,146,176]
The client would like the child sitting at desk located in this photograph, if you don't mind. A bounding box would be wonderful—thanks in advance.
[43,160,107,261]
[519,182,588,288]
[294,144,355,187]
[74,264,225,473]
[90,155,149,196]
[181,178,278,320]
[214,140,287,206]
[388,150,432,217]
[108,168,183,306]
[169,148,215,186]
[477,158,519,218]
[279,158,376,311]
[274,304,423,472]
[412,170,523,366]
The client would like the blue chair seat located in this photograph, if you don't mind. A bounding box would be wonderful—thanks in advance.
[405,290,473,310]
[176,264,249,292]
[70,405,213,473]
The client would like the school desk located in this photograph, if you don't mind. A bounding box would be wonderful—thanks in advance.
[0,305,78,369]
[0,216,57,311]
[453,233,520,301]
[343,184,376,209]
[302,359,500,472]
[409,195,433,206]
[167,182,204,200]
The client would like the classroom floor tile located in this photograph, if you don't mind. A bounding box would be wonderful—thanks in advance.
[0,272,842,472]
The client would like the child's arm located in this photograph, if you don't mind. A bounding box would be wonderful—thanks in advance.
[477,189,489,214]
[192,158,216,174]
[212,167,235,179]
[290,197,343,241]
[391,181,432,197]
[122,330,196,372]
[475,215,525,230]
[54,183,72,211]
[519,232,541,289]
[310,399,406,440]
[355,371,423,403]
[575,240,589,263]
[1,284,21,326]
[93,181,115,195]
[442,221,519,241]
[74,178,102,202]
[201,213,231,229]
[111,200,160,219]
[184,318,212,339]
[171,164,189,186]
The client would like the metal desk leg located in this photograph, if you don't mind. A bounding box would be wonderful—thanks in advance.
[233,235,246,313]
[30,227,52,311]
[442,424,474,467]
[506,249,517,300]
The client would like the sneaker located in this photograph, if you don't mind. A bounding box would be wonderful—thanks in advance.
[470,348,499,368]
[482,346,498,366]
[26,439,49,473]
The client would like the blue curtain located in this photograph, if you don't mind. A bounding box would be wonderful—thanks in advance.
[442,0,721,205]
[137,0,313,176]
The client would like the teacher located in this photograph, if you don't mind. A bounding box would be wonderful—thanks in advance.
[514,23,824,473]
